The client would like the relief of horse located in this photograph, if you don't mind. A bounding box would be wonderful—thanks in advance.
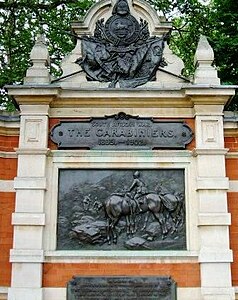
[104,193,168,244]
[141,191,185,234]
[103,194,136,244]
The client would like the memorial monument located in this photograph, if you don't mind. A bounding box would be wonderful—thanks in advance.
[2,0,237,299]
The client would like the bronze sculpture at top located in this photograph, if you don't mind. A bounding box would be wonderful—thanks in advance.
[77,0,167,88]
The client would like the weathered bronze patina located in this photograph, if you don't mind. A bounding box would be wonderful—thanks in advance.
[50,112,193,150]
[57,169,186,250]
[77,0,168,87]
[67,276,177,300]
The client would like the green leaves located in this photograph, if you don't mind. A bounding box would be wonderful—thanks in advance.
[0,0,94,110]
[153,0,238,109]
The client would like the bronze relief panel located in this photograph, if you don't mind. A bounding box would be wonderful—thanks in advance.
[57,169,186,250]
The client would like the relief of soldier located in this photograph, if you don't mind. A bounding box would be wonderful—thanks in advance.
[59,169,186,250]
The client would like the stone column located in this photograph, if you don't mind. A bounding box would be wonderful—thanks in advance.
[8,103,50,300]
[193,101,234,300]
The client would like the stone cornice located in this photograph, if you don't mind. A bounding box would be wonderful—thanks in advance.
[6,84,236,108]
[44,250,198,263]
[6,86,58,106]
[50,149,193,158]
[15,148,50,155]
[193,148,229,156]
[0,112,20,135]
[0,126,20,136]
[0,179,15,192]
[224,128,238,137]
[0,151,17,158]
[226,152,238,158]
[185,85,236,106]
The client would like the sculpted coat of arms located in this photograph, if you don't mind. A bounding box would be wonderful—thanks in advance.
[77,0,167,87]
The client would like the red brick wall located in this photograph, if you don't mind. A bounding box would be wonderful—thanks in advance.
[0,128,18,180]
[0,135,19,153]
[183,118,195,151]
[226,158,238,180]
[43,262,200,288]
[49,118,60,150]
[226,134,238,286]
[228,192,238,286]
[0,192,15,286]
[0,131,18,286]
[225,137,238,153]
[0,158,18,180]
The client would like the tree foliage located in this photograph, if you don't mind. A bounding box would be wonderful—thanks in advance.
[211,0,238,85]
[1,0,238,110]
[0,0,93,110]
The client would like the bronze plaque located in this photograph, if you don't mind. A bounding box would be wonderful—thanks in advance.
[57,169,186,250]
[67,276,177,300]
[50,112,193,150]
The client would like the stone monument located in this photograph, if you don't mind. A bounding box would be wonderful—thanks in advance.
[5,0,236,299]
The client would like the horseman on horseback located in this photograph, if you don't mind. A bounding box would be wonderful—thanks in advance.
[127,171,147,213]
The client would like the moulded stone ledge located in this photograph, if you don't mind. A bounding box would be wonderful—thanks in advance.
[226,152,238,158]
[201,287,235,298]
[193,148,229,156]
[0,126,20,137]
[0,151,17,158]
[43,288,66,300]
[19,104,50,115]
[185,86,235,96]
[6,83,236,111]
[15,148,50,155]
[0,179,14,192]
[14,177,47,190]
[228,180,238,192]
[198,213,231,226]
[8,288,43,300]
[44,250,199,264]
[196,177,229,190]
[10,249,44,263]
[0,287,8,300]
[50,149,193,159]
[0,118,20,128]
[199,249,233,263]
[12,213,45,226]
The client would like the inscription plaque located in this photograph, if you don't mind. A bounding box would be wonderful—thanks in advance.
[50,112,193,150]
[67,276,177,300]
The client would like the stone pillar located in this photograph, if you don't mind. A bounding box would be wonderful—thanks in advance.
[193,101,234,300]
[8,103,50,300]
